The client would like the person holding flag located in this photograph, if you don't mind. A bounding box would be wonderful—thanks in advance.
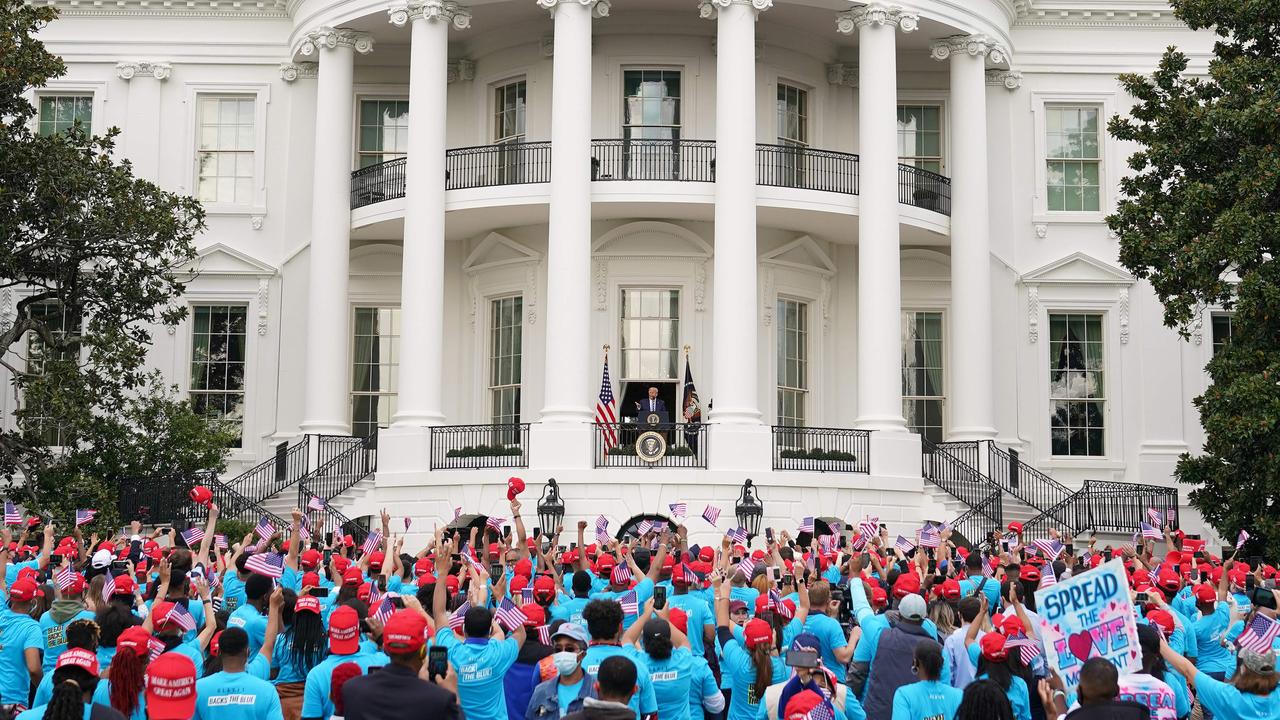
[38,561,95,674]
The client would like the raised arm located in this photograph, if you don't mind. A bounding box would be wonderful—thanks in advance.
[195,503,218,567]
[510,499,530,563]
[285,508,303,571]
[259,586,285,662]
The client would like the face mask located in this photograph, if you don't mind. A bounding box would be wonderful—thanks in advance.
[552,651,580,676]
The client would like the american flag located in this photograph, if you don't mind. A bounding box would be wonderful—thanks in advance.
[1040,560,1057,588]
[702,505,721,526]
[817,535,835,553]
[652,521,667,533]
[612,563,632,584]
[4,501,20,525]
[920,526,941,548]
[102,573,116,601]
[148,637,166,662]
[806,702,836,720]
[296,525,312,543]
[180,527,205,548]
[1032,538,1064,560]
[669,503,687,520]
[859,517,880,539]
[1147,508,1162,527]
[448,602,471,631]
[1237,613,1279,653]
[75,509,97,527]
[770,589,792,618]
[799,517,815,534]
[254,517,275,541]
[521,587,534,604]
[403,517,411,531]
[619,590,638,615]
[981,556,995,578]
[368,584,382,608]
[245,552,285,579]
[495,598,527,630]
[372,596,396,624]
[1003,532,1022,552]
[1237,529,1250,550]
[54,565,77,592]
[1006,633,1043,664]
[595,515,609,533]
[738,557,756,578]
[165,603,197,632]
[636,519,654,536]
[214,534,228,550]
[486,516,505,533]
[361,531,383,556]
[308,496,325,511]
[536,625,551,644]
[1140,522,1162,541]
[726,527,747,544]
[595,529,611,546]
[596,355,618,447]
[894,535,916,554]
[850,533,868,551]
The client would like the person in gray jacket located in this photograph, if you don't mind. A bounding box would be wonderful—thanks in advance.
[526,624,596,719]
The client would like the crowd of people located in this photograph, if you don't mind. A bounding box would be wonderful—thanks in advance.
[0,489,1276,720]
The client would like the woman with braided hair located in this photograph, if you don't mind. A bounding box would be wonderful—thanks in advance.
[955,679,1015,720]
[31,619,100,707]
[16,648,124,720]
[90,627,154,720]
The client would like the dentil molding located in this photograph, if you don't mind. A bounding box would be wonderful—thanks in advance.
[985,69,1022,90]
[836,3,918,35]
[296,28,375,57]
[929,34,1011,66]
[535,0,611,19]
[826,63,857,88]
[279,62,318,82]
[116,61,171,80]
[698,0,772,20]
[387,0,472,29]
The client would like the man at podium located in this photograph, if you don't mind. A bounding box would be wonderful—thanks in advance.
[636,386,667,414]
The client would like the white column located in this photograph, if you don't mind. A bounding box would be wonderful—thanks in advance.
[297,28,373,435]
[389,1,471,427]
[931,35,1003,441]
[839,3,916,432]
[537,0,608,423]
[701,0,770,425]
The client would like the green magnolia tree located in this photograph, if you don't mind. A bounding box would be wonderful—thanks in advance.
[1108,0,1280,552]
[0,0,231,522]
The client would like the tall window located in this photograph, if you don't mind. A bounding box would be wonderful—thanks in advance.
[196,96,256,205]
[493,81,527,143]
[777,84,808,147]
[1045,106,1101,212]
[902,311,944,442]
[623,70,681,141]
[1211,313,1234,355]
[777,299,808,428]
[351,307,400,439]
[489,297,523,443]
[1049,313,1105,456]
[190,306,247,447]
[619,289,680,380]
[897,105,942,174]
[21,300,82,446]
[38,95,92,136]
[358,99,410,168]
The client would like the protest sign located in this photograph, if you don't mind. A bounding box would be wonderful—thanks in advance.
[1034,559,1141,696]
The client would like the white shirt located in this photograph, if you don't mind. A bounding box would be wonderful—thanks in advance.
[944,622,984,689]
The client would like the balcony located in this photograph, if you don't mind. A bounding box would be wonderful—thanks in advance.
[349,140,951,215]
[594,422,708,469]
[772,426,871,473]
[429,423,530,470]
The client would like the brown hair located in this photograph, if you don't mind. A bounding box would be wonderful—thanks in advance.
[1234,666,1280,696]
[751,641,773,701]
[808,580,831,609]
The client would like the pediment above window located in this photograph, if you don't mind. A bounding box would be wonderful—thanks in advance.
[759,235,836,276]
[1021,251,1133,286]
[180,243,275,277]
[592,221,711,259]
[463,232,541,273]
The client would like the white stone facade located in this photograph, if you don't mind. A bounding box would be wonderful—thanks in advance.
[6,1,1226,546]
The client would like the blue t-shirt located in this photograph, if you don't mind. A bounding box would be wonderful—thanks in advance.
[557,678,584,716]
[434,631,520,720]
[687,654,721,720]
[91,679,145,720]
[668,593,713,657]
[271,632,321,684]
[0,607,44,705]
[975,673,1030,720]
[802,613,849,673]
[891,679,963,720]
[1193,670,1280,720]
[194,670,282,720]
[16,704,92,720]
[1191,602,1235,675]
[721,638,788,720]
[582,643,658,718]
[730,586,761,616]
[300,651,380,719]
[958,577,1001,609]
[227,605,268,658]
[646,647,698,720]
[550,597,591,629]
[221,574,247,613]
[165,639,207,680]
[4,561,39,586]
[38,608,96,672]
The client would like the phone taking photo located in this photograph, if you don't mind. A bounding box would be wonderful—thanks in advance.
[654,586,667,610]
[428,646,449,681]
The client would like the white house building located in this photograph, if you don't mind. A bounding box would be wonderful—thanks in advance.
[5,0,1229,546]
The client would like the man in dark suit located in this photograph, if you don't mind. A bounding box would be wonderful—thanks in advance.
[635,386,667,414]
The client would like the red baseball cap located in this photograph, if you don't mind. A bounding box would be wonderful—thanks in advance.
[1001,615,1025,636]
[150,602,188,633]
[357,583,373,604]
[117,626,152,656]
[784,689,826,720]
[940,578,962,601]
[980,633,1009,662]
[1146,610,1175,637]
[871,586,888,607]
[669,607,688,634]
[146,652,197,720]
[188,486,213,507]
[1007,521,1024,535]
[533,574,557,601]
[300,549,321,569]
[892,573,921,599]
[382,610,428,653]
[296,596,322,615]
[301,572,321,589]
[367,551,385,570]
[510,575,529,595]
[1019,565,1041,583]
[1193,584,1217,604]
[506,476,526,501]
[56,647,99,675]
[329,606,361,655]
[342,567,363,586]
[698,546,715,563]
[414,558,432,576]
[62,572,87,594]
[743,618,773,649]
[522,603,546,628]
[333,556,351,574]
[755,594,775,615]
[110,574,138,597]
[595,555,616,574]
[514,558,533,578]
[445,575,460,593]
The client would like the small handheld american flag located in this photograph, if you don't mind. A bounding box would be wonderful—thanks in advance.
[919,526,941,548]
[102,573,116,602]
[75,509,97,527]
[372,596,397,624]
[165,603,197,632]
[448,602,471,631]
[536,625,551,644]
[485,516,506,533]
[361,531,383,556]
[180,527,205,548]
[726,527,747,545]
[452,506,462,522]
[245,552,285,579]
[799,517,815,534]
[4,501,20,525]
[214,534,228,550]
[1140,522,1162,541]
[611,563,632,584]
[702,505,721,526]
[737,557,756,578]
[894,535,916,554]
[54,565,78,592]
[521,587,534,604]
[669,503,687,520]
[1237,529,1250,550]
[619,590,638,615]
[636,519,654,536]
[1040,560,1057,588]
[1032,538,1065,561]
[859,517,880,539]
[1237,613,1279,653]
[495,598,528,630]
[254,517,276,541]
[1005,633,1043,664]
[1147,508,1162,527]
[148,637,166,662]
[307,496,325,511]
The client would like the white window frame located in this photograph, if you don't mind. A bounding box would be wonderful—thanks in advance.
[27,81,108,137]
[901,308,947,442]
[607,57,699,138]
[185,302,251,451]
[491,77,528,144]
[183,83,270,215]
[1030,91,1116,224]
[896,92,948,173]
[349,305,401,438]
[775,81,810,147]
[775,296,810,428]
[355,96,411,169]
[1045,311,1107,459]
[487,294,524,427]
[896,103,945,175]
[617,286,683,385]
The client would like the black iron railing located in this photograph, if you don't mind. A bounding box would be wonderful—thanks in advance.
[757,144,859,195]
[308,503,370,546]
[594,422,707,468]
[446,141,551,190]
[119,470,287,528]
[1020,480,1179,540]
[771,426,870,473]
[921,438,1003,527]
[986,442,1075,525]
[226,440,309,507]
[591,138,716,182]
[296,434,377,510]
[948,490,1003,549]
[429,424,530,470]
[351,158,406,209]
[899,163,952,216]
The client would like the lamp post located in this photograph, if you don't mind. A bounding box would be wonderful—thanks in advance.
[537,478,565,535]
[735,478,763,542]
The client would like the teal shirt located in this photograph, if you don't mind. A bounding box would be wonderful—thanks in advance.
[434,630,520,720]
[0,607,44,705]
[1192,670,1280,720]
[645,647,698,720]
[593,578,656,630]
[16,704,91,720]
[194,670,283,720]
[91,679,145,720]
[582,643,658,718]
[667,593,713,657]
[891,679,963,720]
[38,608,96,672]
[975,672,1030,720]
[1191,602,1235,675]
[550,597,591,629]
[227,604,269,658]
[300,651,381,719]
[557,678,585,716]
[721,638,788,720]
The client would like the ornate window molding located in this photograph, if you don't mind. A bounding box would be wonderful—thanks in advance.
[116,62,172,81]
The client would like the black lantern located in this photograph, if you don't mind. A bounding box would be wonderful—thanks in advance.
[537,478,565,534]
[735,478,764,541]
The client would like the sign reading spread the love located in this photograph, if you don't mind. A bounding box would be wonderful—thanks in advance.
[1034,559,1141,696]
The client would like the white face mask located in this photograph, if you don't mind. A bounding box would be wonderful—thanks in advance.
[552,651,580,676]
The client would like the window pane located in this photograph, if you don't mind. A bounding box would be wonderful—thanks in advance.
[489,296,523,425]
[196,95,256,204]
[619,288,680,380]
[351,306,401,437]
[1048,313,1105,456]
[189,305,247,446]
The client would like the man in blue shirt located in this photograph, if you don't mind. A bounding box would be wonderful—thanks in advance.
[956,553,1001,610]
[0,577,45,706]
[300,605,381,720]
[194,627,283,720]
[432,606,522,720]
[579,599,657,719]
[37,570,94,673]
[228,574,272,658]
[550,571,594,630]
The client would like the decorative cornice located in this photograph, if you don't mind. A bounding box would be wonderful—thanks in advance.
[32,0,287,19]
[279,62,318,82]
[698,0,772,20]
[296,27,374,57]
[826,63,857,88]
[387,0,472,29]
[836,3,918,35]
[986,69,1022,90]
[1013,1,1186,29]
[929,34,1010,66]
[535,0,610,19]
[116,61,171,80]
[447,59,475,83]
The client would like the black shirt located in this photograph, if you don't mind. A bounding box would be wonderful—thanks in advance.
[1064,700,1150,720]
[341,662,462,720]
